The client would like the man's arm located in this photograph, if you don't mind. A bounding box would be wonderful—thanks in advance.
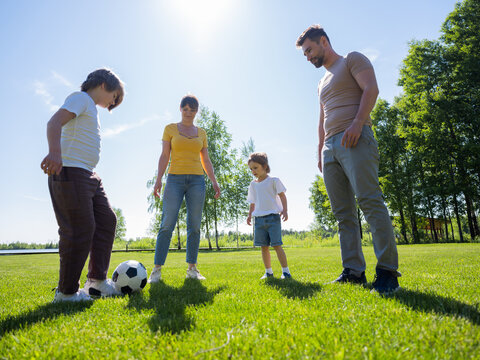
[341,68,379,148]
[318,103,325,173]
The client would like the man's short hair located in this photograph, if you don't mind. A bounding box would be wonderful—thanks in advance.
[296,25,330,48]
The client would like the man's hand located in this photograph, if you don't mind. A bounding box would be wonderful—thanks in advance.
[341,119,363,148]
[280,209,288,221]
[247,215,252,226]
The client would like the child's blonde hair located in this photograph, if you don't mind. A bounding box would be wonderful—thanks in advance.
[248,152,271,173]
[81,68,124,111]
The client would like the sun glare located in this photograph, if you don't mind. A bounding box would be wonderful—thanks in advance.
[166,0,237,50]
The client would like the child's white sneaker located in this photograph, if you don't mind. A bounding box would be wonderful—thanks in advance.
[148,267,162,283]
[260,272,274,279]
[83,278,122,297]
[53,289,92,302]
[281,272,292,279]
[186,266,206,280]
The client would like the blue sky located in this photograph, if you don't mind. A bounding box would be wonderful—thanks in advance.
[0,0,459,244]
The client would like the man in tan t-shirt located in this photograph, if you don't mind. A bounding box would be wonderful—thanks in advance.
[296,25,401,294]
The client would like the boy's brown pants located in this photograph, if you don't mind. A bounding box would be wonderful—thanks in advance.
[48,167,116,294]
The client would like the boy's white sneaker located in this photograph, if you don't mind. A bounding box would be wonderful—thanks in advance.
[53,289,92,302]
[281,272,292,279]
[186,267,206,280]
[148,267,162,283]
[83,278,122,297]
[260,272,274,279]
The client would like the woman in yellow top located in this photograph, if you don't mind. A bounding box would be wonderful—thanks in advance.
[149,95,220,282]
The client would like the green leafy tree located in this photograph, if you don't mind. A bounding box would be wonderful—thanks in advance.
[398,38,472,241]
[113,207,126,242]
[392,0,480,242]
[222,140,255,247]
[441,0,480,238]
[196,106,234,249]
[309,175,336,232]
[372,99,415,243]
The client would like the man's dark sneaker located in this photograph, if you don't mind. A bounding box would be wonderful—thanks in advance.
[372,268,400,294]
[332,268,367,284]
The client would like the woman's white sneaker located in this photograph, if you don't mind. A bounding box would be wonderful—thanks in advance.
[148,267,162,283]
[186,267,206,280]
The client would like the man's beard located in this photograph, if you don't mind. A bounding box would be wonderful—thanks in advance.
[312,56,324,68]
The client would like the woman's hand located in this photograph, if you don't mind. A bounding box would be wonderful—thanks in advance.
[212,182,221,199]
[153,179,163,199]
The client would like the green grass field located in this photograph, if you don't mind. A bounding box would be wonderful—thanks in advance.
[1,244,479,359]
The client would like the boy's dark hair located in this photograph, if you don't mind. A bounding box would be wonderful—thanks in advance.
[248,152,271,173]
[296,25,330,48]
[81,68,125,111]
[180,94,199,111]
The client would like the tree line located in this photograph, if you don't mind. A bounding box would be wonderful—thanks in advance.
[310,0,480,244]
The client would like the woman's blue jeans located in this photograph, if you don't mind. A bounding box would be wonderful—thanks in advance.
[154,174,206,266]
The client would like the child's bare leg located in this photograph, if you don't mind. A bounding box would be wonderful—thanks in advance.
[273,245,288,268]
[261,246,271,269]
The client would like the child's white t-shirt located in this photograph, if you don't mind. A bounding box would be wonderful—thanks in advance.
[247,176,286,217]
[60,92,100,171]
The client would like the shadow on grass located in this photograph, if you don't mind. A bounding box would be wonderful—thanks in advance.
[0,300,93,336]
[382,287,480,325]
[127,279,225,334]
[264,277,322,300]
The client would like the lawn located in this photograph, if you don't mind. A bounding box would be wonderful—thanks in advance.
[0,244,479,359]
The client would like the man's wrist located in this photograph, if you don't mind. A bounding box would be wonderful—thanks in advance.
[352,117,366,126]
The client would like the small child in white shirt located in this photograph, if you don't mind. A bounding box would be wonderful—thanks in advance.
[246,152,291,279]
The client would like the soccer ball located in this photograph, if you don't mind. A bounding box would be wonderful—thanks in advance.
[112,260,148,294]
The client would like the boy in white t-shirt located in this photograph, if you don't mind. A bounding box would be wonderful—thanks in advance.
[40,69,125,302]
[247,152,291,279]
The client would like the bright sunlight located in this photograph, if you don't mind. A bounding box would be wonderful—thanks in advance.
[165,0,239,50]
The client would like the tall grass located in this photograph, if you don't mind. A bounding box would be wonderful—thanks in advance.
[1,244,479,359]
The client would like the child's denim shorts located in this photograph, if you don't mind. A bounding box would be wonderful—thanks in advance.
[254,213,283,247]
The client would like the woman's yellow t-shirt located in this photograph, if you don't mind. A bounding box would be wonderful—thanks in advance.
[162,123,208,175]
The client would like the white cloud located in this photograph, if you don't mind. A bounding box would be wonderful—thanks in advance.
[361,48,380,62]
[51,71,73,88]
[33,71,74,112]
[23,194,48,202]
[33,81,59,112]
[102,113,172,138]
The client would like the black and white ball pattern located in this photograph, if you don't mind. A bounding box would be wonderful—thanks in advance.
[112,260,148,294]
